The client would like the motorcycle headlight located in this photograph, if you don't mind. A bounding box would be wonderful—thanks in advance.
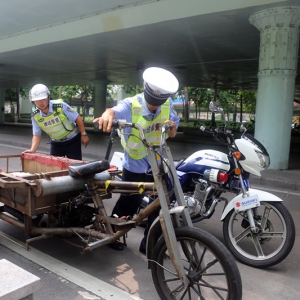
[255,150,270,168]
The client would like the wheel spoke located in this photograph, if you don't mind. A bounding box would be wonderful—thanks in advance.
[169,281,186,297]
[260,231,284,238]
[197,280,228,292]
[251,233,265,257]
[260,206,271,229]
[234,226,251,243]
[196,279,227,300]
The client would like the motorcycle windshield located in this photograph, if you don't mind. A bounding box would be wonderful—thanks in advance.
[242,134,269,156]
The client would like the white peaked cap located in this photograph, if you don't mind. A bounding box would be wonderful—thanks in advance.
[29,84,50,101]
[143,67,179,106]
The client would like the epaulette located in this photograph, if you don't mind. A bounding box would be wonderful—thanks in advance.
[52,103,63,113]
[31,109,40,117]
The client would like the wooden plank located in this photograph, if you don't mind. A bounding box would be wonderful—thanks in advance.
[0,173,32,189]
[0,196,29,215]
[0,155,20,159]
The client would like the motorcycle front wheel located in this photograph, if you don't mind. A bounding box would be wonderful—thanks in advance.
[223,201,295,268]
[150,226,242,300]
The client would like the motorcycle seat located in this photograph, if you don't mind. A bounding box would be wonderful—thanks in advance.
[68,159,110,177]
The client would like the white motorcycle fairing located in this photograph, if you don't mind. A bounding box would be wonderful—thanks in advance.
[176,149,230,173]
[235,138,266,176]
[220,188,282,221]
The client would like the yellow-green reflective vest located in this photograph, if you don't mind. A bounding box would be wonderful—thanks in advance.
[32,104,74,139]
[120,95,170,159]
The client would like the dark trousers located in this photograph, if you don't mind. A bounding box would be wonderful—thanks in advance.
[111,167,154,217]
[50,133,82,160]
[111,167,160,252]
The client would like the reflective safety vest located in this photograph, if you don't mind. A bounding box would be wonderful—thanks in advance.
[120,95,170,159]
[32,104,74,140]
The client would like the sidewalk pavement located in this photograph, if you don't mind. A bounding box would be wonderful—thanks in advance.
[1,122,300,192]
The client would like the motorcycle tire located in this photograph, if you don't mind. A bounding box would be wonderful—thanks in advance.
[223,201,295,268]
[150,226,242,300]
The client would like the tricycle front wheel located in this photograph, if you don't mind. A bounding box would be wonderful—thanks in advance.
[150,226,242,300]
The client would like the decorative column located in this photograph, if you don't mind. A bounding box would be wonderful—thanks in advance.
[249,6,300,169]
[94,81,108,131]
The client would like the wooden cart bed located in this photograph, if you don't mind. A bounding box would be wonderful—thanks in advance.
[0,153,86,216]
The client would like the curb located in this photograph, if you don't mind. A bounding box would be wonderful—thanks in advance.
[249,176,300,192]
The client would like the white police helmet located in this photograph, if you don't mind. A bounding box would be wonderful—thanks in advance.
[143,67,179,106]
[29,84,50,102]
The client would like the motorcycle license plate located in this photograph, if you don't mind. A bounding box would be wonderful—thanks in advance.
[234,194,260,212]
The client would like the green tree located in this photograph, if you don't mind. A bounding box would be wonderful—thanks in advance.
[122,85,143,96]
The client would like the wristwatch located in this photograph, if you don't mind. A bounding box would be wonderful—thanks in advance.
[81,132,88,136]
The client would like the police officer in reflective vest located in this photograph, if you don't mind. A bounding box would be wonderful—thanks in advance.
[93,67,180,252]
[23,84,89,160]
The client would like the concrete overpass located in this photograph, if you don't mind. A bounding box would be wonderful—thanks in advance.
[0,0,299,169]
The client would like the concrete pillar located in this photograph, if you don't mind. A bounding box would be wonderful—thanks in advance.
[249,6,300,169]
[117,86,126,103]
[0,88,4,124]
[94,81,107,131]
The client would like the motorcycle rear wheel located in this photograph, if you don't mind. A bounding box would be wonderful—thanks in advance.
[150,226,242,300]
[223,201,295,268]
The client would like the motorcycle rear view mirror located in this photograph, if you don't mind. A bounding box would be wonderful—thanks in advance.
[209,101,223,113]
[209,101,227,130]
[240,124,247,137]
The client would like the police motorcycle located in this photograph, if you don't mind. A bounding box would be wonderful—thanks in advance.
[110,103,296,269]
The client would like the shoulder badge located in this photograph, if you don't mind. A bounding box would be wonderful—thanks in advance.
[52,103,62,109]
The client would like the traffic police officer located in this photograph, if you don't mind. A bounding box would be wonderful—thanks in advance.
[93,67,180,252]
[23,84,89,160]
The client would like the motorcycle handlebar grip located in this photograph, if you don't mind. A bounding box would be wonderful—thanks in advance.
[113,119,134,129]
[163,123,175,132]
[111,121,119,128]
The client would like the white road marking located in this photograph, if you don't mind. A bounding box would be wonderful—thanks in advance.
[0,231,142,300]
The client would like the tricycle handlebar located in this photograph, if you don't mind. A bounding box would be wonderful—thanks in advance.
[112,120,174,145]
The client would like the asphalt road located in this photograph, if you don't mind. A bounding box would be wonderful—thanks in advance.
[0,142,299,300]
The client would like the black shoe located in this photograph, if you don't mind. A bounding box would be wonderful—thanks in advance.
[109,241,124,251]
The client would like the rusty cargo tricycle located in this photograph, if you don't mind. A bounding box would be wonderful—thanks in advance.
[0,120,242,300]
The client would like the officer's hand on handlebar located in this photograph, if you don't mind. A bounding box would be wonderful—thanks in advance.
[163,120,177,138]
[93,109,116,132]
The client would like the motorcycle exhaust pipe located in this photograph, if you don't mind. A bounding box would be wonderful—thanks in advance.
[192,199,219,223]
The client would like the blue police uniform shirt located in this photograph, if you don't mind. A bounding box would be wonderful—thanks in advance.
[32,101,79,142]
[113,93,180,173]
